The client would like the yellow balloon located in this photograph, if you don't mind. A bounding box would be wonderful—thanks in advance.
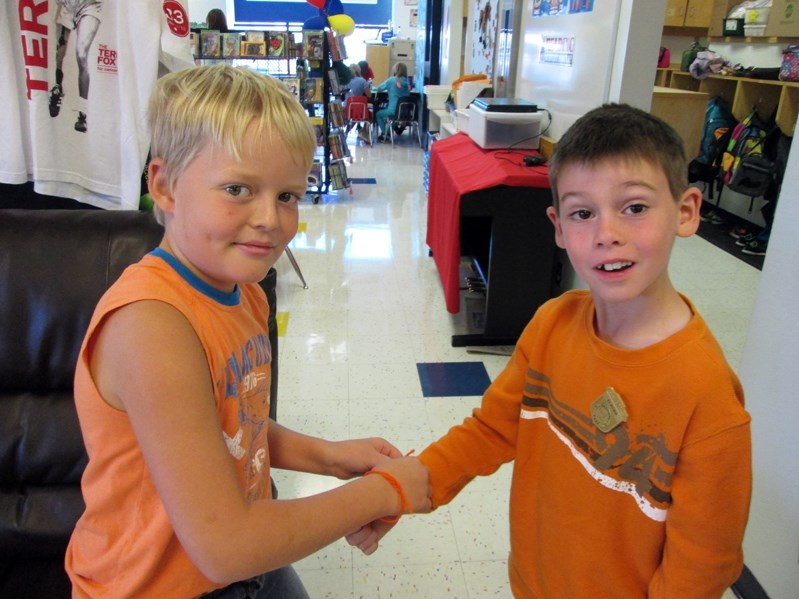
[328,13,355,36]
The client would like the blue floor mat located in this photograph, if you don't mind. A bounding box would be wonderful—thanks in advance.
[416,361,492,397]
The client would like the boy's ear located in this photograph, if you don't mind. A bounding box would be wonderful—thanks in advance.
[147,158,175,216]
[546,205,567,249]
[677,186,702,238]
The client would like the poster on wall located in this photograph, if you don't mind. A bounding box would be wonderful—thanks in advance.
[473,0,499,78]
[539,36,575,66]
[533,0,594,17]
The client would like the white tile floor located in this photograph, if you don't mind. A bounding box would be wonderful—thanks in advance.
[271,132,760,598]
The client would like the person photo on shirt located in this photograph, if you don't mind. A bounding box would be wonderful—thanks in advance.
[64,64,431,599]
[49,0,103,132]
[347,103,752,598]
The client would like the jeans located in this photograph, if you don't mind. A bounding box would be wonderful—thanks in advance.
[202,566,310,599]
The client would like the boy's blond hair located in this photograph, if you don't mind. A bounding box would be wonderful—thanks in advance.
[147,64,316,223]
[547,103,688,211]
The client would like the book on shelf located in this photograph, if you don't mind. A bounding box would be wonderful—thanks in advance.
[325,31,342,62]
[328,101,345,128]
[190,31,200,57]
[282,77,301,103]
[328,132,347,160]
[241,41,266,57]
[267,31,288,57]
[221,33,241,58]
[327,69,341,95]
[304,30,324,60]
[287,35,298,59]
[328,160,349,190]
[200,30,221,57]
[313,124,325,146]
[308,116,325,146]
[246,31,265,43]
[302,77,323,104]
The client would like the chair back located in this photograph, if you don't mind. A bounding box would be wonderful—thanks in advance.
[345,96,370,122]
[395,98,417,123]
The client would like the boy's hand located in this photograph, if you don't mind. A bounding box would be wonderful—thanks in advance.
[347,457,431,555]
[373,456,431,516]
[324,437,402,479]
[346,520,395,555]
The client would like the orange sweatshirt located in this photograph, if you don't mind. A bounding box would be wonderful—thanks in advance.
[66,250,273,598]
[420,290,751,598]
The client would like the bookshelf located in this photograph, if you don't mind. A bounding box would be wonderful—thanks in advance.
[301,30,351,203]
[191,28,299,77]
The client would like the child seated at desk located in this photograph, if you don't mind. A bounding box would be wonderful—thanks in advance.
[373,62,410,143]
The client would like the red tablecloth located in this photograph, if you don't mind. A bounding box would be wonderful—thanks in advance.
[427,133,551,313]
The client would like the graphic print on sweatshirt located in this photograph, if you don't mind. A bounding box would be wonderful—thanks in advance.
[519,368,675,522]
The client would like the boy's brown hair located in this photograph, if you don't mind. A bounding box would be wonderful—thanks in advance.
[547,103,688,210]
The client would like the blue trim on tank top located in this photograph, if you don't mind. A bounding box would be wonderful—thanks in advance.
[150,247,240,306]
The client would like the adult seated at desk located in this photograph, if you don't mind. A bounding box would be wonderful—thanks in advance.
[373,62,410,143]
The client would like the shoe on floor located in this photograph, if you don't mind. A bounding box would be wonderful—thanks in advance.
[49,85,63,117]
[700,209,719,223]
[709,212,725,225]
[741,239,768,256]
[74,111,87,133]
[358,128,371,144]
[729,226,750,239]
[735,232,756,247]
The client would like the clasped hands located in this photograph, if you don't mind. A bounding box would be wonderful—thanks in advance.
[329,437,431,555]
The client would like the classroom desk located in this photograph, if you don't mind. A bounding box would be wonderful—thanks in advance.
[427,133,556,346]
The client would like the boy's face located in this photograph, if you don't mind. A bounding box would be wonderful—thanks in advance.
[149,126,308,293]
[546,156,700,306]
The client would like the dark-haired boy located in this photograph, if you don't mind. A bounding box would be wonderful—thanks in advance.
[349,103,752,598]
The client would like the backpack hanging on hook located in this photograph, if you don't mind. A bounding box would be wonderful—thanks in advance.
[721,110,778,204]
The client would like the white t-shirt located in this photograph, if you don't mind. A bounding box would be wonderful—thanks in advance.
[2,0,194,210]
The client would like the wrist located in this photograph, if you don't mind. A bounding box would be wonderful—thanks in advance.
[363,469,411,523]
[316,438,339,476]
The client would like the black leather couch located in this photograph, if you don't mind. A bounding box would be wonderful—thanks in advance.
[0,207,279,598]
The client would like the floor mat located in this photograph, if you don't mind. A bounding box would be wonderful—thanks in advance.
[416,362,492,397]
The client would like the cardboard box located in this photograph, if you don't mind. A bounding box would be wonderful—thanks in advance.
[468,105,544,150]
[767,0,799,37]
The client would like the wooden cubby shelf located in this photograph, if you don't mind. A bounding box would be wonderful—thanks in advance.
[656,69,799,135]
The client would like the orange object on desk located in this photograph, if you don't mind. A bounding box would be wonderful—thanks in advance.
[426,132,550,314]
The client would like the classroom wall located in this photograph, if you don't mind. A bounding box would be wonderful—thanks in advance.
[512,0,665,141]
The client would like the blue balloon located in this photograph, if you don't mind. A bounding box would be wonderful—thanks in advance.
[325,0,344,16]
[303,14,328,29]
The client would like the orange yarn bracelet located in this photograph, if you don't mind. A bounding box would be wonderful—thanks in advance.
[364,469,413,523]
